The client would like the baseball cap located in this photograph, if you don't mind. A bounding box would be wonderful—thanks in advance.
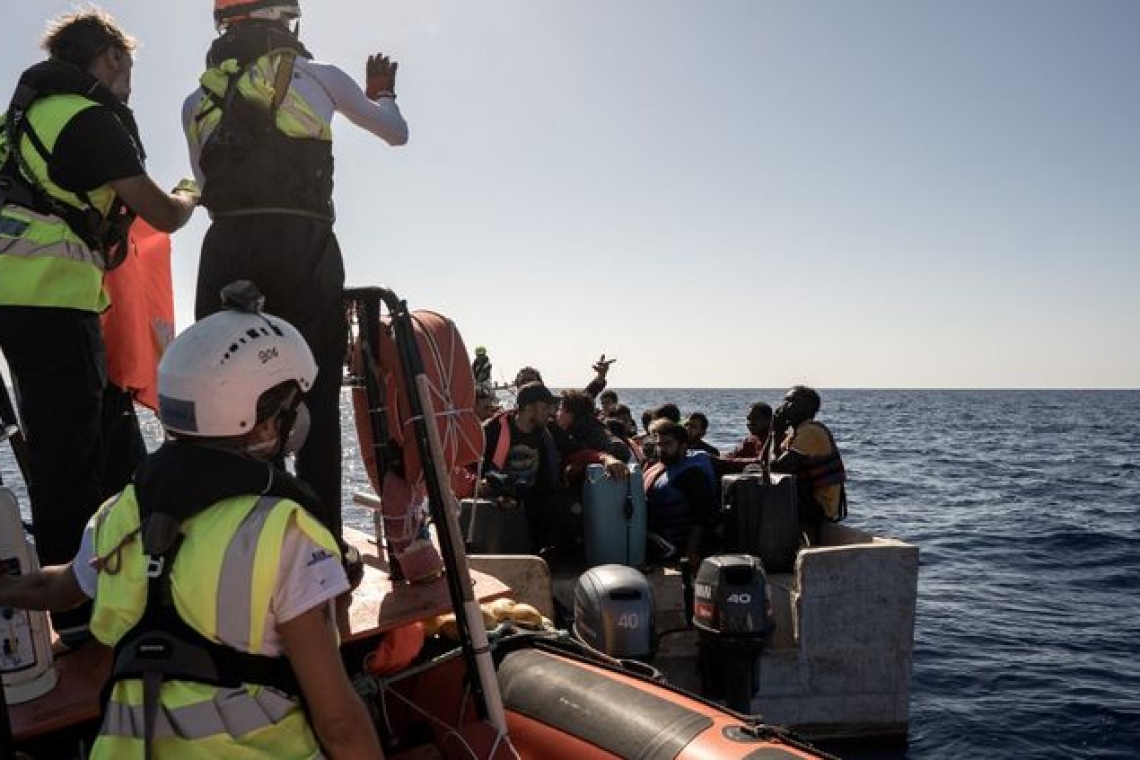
[517,381,556,408]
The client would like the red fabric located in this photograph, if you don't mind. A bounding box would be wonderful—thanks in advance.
[726,435,764,460]
[100,219,174,411]
[561,448,604,491]
[451,466,477,500]
[643,461,666,491]
[365,623,426,676]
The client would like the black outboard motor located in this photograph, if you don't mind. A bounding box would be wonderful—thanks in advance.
[572,564,655,662]
[691,554,775,714]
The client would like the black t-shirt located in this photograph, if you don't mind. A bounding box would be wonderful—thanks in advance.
[500,420,548,490]
[48,105,144,193]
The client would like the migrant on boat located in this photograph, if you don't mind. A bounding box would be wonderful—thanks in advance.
[3,286,841,760]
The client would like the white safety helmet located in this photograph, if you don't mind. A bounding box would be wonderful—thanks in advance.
[158,296,316,438]
[214,0,301,31]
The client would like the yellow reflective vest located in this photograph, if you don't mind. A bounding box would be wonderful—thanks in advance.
[0,94,118,312]
[88,487,342,759]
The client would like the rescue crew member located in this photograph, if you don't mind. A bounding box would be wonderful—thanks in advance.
[472,346,492,389]
[0,287,384,759]
[770,385,848,544]
[0,7,198,645]
[183,0,408,551]
[644,419,720,567]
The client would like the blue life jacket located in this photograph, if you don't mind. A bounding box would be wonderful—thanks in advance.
[644,451,717,549]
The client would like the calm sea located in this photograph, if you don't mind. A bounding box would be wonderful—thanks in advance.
[9,388,1139,759]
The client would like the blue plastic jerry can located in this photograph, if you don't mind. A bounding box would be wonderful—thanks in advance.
[583,462,647,568]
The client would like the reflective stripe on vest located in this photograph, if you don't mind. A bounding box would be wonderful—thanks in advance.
[99,682,297,740]
[0,94,114,311]
[89,488,338,757]
[189,53,332,148]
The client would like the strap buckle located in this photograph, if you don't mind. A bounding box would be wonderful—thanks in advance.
[146,555,165,578]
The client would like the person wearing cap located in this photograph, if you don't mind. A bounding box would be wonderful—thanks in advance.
[0,7,198,646]
[480,381,571,552]
[0,289,382,758]
[183,0,408,549]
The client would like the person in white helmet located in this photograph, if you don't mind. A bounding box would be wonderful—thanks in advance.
[182,0,408,550]
[0,281,383,759]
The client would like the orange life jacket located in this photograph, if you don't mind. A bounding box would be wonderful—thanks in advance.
[100,219,173,411]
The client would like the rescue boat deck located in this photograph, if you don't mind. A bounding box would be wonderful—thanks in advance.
[9,527,509,745]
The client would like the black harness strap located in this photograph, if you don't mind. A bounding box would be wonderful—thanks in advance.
[1,67,136,267]
[107,502,299,758]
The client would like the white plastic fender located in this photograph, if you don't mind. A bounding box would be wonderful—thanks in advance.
[0,485,57,704]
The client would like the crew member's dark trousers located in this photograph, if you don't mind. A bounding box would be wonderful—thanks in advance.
[196,215,346,541]
[0,306,144,638]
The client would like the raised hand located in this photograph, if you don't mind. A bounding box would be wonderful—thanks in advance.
[366,52,398,100]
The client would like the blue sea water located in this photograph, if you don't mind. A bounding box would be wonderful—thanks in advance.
[588,390,1140,760]
[8,388,1139,758]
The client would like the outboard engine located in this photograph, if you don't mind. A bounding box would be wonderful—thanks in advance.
[691,554,774,714]
[1,486,57,704]
[572,564,655,662]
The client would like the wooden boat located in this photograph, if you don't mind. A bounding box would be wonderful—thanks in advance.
[3,286,832,759]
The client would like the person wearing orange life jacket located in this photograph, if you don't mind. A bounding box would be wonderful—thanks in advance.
[770,385,848,545]
[0,282,383,759]
[480,382,570,552]
[183,0,408,553]
[0,8,198,646]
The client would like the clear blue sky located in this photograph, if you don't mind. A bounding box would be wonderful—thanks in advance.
[3,1,1138,389]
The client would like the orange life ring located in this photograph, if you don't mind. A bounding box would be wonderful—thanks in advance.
[352,309,484,493]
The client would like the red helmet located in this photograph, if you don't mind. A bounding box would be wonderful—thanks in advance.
[214,0,300,30]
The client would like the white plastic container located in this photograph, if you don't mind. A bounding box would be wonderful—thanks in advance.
[1,485,57,704]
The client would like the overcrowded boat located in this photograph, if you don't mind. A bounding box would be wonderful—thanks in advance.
[3,286,916,759]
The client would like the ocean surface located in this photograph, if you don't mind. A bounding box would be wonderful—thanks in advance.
[8,388,1139,758]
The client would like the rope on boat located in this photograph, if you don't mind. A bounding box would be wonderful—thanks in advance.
[358,667,520,760]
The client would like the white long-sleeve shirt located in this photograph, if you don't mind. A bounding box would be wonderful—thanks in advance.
[182,56,407,186]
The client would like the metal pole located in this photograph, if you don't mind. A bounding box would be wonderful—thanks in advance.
[377,287,506,733]
[344,288,404,579]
